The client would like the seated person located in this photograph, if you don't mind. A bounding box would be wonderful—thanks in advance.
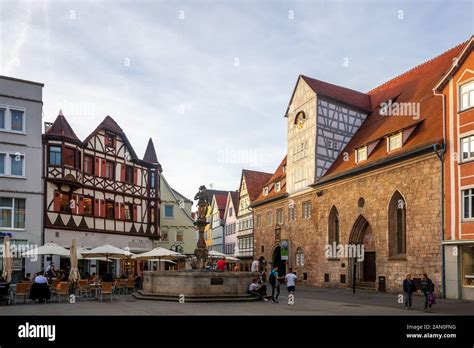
[34,272,48,284]
[248,278,268,301]
[30,272,51,303]
[89,273,99,283]
[216,258,226,271]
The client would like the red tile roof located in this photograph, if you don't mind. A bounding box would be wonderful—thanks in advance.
[229,191,239,210]
[253,156,287,206]
[242,169,273,202]
[46,112,80,142]
[317,39,469,183]
[301,75,371,112]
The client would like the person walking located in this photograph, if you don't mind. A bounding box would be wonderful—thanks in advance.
[285,268,297,305]
[402,273,417,309]
[420,273,435,310]
[269,266,283,303]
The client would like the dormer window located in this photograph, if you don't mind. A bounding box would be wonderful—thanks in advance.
[356,146,367,163]
[263,187,269,196]
[460,81,474,111]
[388,132,403,152]
[105,132,115,148]
[275,181,281,192]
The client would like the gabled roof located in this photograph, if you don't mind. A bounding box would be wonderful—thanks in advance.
[301,75,371,112]
[204,189,230,205]
[45,110,80,142]
[211,191,230,219]
[252,156,287,207]
[143,138,160,165]
[316,39,470,184]
[230,191,239,210]
[241,169,273,202]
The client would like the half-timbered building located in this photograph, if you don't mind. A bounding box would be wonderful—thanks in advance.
[43,112,162,276]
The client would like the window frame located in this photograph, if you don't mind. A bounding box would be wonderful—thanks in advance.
[459,80,474,112]
[83,196,94,216]
[276,208,284,225]
[105,160,115,180]
[461,134,474,163]
[462,188,474,221]
[105,201,115,219]
[164,204,174,219]
[176,230,184,243]
[302,201,311,219]
[9,153,25,177]
[356,146,368,163]
[63,147,76,168]
[387,132,403,152]
[84,155,94,175]
[125,165,134,184]
[266,211,272,226]
[275,181,281,192]
[124,203,133,221]
[0,197,26,230]
[49,146,62,166]
[59,192,72,214]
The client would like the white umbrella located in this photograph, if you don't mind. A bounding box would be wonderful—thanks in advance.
[2,236,12,282]
[133,247,184,270]
[148,259,177,264]
[80,244,134,273]
[208,250,240,262]
[69,239,80,283]
[22,242,70,257]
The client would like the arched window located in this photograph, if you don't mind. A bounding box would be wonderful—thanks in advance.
[296,247,304,266]
[388,191,406,257]
[328,206,340,245]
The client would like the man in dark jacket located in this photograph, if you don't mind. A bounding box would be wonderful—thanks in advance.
[420,273,435,310]
[402,273,416,309]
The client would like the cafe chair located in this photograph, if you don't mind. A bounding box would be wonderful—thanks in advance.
[100,282,114,302]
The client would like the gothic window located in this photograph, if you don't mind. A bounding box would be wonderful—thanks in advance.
[328,206,340,245]
[388,191,406,257]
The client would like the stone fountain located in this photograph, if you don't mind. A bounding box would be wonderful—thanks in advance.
[134,185,257,302]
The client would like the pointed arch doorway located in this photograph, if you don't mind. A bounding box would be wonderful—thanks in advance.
[348,215,376,286]
[272,245,286,276]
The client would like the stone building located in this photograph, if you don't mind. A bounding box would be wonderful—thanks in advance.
[253,39,472,295]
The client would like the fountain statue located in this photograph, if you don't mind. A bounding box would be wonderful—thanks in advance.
[193,185,209,268]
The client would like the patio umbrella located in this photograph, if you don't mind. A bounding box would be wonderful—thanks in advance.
[68,239,80,283]
[80,244,134,273]
[208,250,240,262]
[2,236,12,282]
[132,247,184,270]
[21,242,70,257]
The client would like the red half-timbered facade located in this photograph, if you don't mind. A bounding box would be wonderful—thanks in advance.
[42,111,162,275]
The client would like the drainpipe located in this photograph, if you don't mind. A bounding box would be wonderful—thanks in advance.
[433,89,447,299]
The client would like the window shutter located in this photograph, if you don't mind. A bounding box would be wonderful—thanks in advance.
[100,199,106,217]
[101,159,106,177]
[53,192,60,212]
[94,199,100,216]
[120,203,125,220]
[120,164,126,182]
[134,168,138,185]
[133,205,138,222]
[115,202,120,220]
[78,196,84,215]
[94,157,100,176]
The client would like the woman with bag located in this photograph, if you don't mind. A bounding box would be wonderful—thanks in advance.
[420,273,435,310]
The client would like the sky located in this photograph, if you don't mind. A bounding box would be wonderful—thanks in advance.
[0,0,473,201]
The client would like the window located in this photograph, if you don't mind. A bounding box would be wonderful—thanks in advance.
[266,211,272,226]
[150,207,156,224]
[275,181,281,192]
[328,206,340,246]
[461,245,474,287]
[388,191,406,257]
[59,193,71,213]
[388,133,402,152]
[176,231,183,242]
[125,165,134,184]
[149,170,156,188]
[83,197,93,215]
[125,203,133,221]
[256,214,262,228]
[106,201,114,219]
[462,189,474,220]
[0,153,4,174]
[10,109,24,132]
[49,146,61,165]
[10,154,24,176]
[229,207,233,217]
[263,187,269,196]
[105,132,115,147]
[289,206,296,221]
[356,146,367,163]
[293,141,308,161]
[105,161,115,179]
[161,230,168,242]
[164,205,173,218]
[63,147,76,167]
[461,135,474,162]
[460,81,474,111]
[0,108,4,129]
[302,201,311,219]
[276,208,283,225]
[296,247,304,266]
[0,198,25,229]
[84,155,94,174]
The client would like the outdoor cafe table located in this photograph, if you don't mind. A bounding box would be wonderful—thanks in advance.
[89,283,102,300]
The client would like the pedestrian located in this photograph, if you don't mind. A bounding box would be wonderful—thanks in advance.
[216,258,226,271]
[285,268,297,305]
[402,273,416,309]
[420,273,435,310]
[251,258,259,273]
[233,263,241,272]
[269,266,283,303]
[248,278,269,301]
